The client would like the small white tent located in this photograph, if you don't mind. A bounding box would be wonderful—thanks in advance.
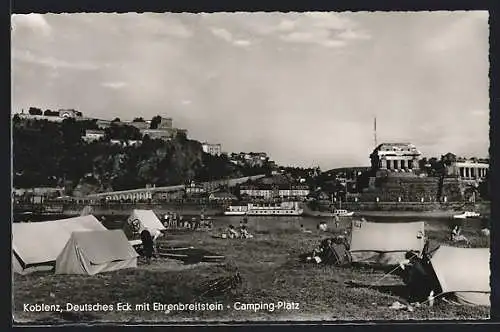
[55,230,138,275]
[124,209,165,238]
[349,220,426,266]
[12,215,107,274]
[430,245,490,306]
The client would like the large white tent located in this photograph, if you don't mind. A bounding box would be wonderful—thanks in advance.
[124,209,165,238]
[55,230,138,275]
[430,245,490,306]
[12,215,106,274]
[349,220,426,266]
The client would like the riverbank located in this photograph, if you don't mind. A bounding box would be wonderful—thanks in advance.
[13,217,489,323]
[303,210,461,219]
[14,200,490,222]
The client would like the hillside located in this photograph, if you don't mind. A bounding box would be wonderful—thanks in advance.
[12,116,271,196]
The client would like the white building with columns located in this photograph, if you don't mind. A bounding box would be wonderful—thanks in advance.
[370,143,422,173]
[446,159,489,182]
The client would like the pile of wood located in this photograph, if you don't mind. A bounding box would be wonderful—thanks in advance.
[197,272,243,297]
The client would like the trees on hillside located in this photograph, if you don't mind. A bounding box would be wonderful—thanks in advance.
[44,109,60,116]
[478,172,490,200]
[441,152,457,166]
[12,118,249,193]
[150,115,162,129]
[104,123,142,141]
[28,107,43,115]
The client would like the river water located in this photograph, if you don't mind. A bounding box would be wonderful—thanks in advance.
[14,213,486,235]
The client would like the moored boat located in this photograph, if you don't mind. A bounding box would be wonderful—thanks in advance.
[453,211,481,219]
[333,209,355,217]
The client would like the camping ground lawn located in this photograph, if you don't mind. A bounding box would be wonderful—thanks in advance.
[13,222,490,323]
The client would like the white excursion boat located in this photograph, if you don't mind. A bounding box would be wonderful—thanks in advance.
[225,202,303,216]
[453,211,481,219]
[246,202,303,216]
[223,205,249,216]
[333,209,355,217]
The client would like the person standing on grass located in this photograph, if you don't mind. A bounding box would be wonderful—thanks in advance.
[140,230,154,264]
[163,213,170,228]
[149,228,163,257]
[334,215,340,228]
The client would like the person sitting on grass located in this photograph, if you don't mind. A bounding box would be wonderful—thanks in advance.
[240,225,254,239]
[319,222,328,232]
[206,219,213,230]
[300,224,312,233]
[140,230,154,264]
[228,225,240,239]
[308,246,324,264]
[450,225,470,245]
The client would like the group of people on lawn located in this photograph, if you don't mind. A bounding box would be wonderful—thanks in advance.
[223,217,253,239]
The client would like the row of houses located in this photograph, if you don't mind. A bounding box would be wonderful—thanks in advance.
[79,175,267,202]
[82,128,187,145]
[229,152,270,167]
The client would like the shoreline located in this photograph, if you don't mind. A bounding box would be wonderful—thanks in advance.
[303,210,452,219]
[16,209,484,221]
[303,210,490,219]
[15,202,490,220]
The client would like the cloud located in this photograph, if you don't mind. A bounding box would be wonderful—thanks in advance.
[11,14,52,36]
[305,12,356,30]
[337,29,371,40]
[13,49,102,71]
[280,30,346,48]
[101,81,127,89]
[210,27,233,42]
[276,19,297,32]
[210,27,252,47]
[271,12,369,48]
[143,15,193,39]
[470,109,488,116]
[233,40,251,47]
[425,11,488,53]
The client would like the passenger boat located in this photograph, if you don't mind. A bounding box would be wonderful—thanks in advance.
[245,202,303,216]
[223,205,249,216]
[453,211,481,219]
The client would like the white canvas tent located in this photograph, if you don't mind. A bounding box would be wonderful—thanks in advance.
[55,230,138,275]
[430,245,490,306]
[12,215,106,274]
[349,220,425,266]
[125,209,165,238]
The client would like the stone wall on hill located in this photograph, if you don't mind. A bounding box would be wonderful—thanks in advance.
[360,174,465,203]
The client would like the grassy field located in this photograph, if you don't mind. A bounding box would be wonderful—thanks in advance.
[13,220,490,324]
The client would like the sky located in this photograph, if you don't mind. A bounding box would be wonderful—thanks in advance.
[11,11,490,170]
